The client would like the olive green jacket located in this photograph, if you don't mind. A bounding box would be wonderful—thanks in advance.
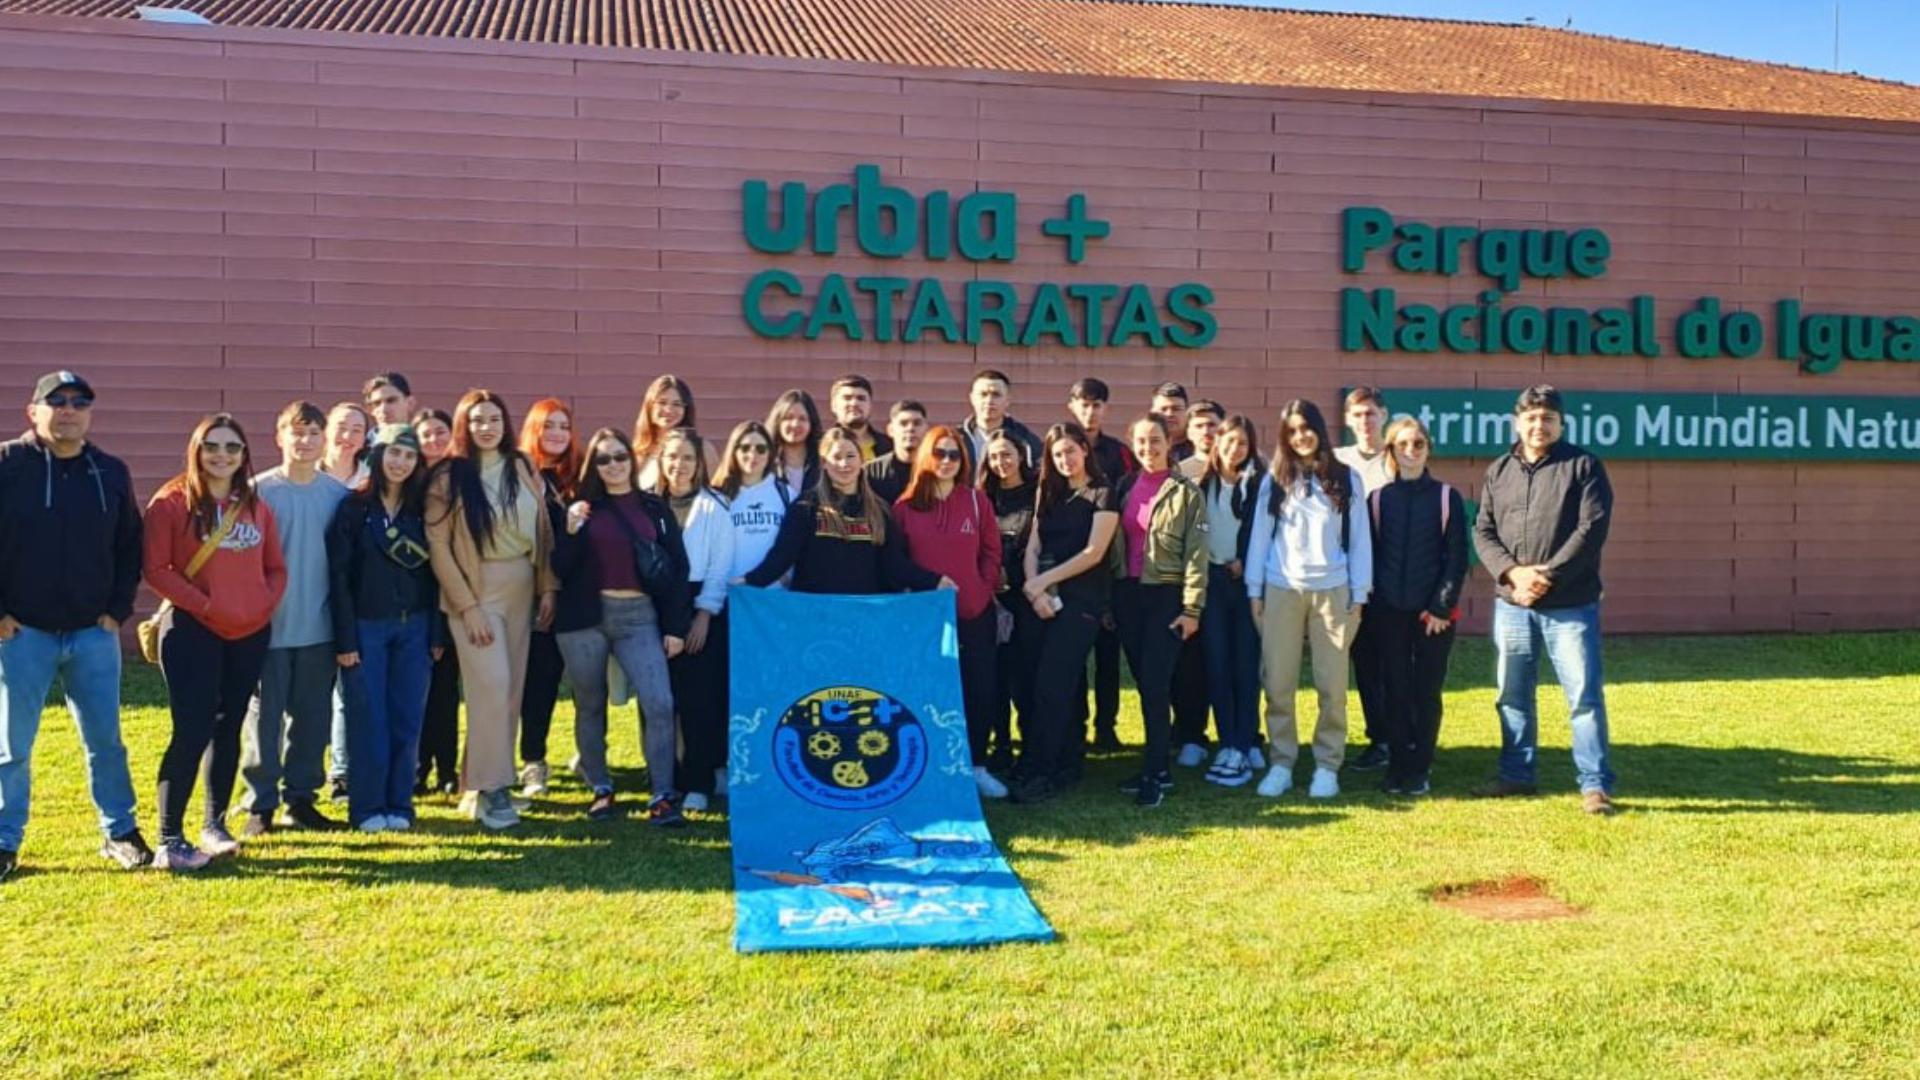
[1112,470,1209,617]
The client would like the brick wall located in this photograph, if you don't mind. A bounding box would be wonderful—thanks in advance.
[2,15,1917,632]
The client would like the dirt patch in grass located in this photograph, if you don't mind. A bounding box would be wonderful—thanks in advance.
[1429,877,1583,922]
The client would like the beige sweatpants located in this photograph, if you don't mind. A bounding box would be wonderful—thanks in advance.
[455,557,535,794]
[1259,584,1360,772]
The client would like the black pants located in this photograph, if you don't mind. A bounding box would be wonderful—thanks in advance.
[519,628,564,764]
[1114,580,1184,778]
[1071,622,1121,737]
[1022,598,1102,783]
[956,608,998,764]
[417,645,460,788]
[155,610,270,841]
[672,607,729,797]
[1170,629,1210,748]
[992,600,1040,763]
[1350,606,1388,744]
[1371,607,1456,784]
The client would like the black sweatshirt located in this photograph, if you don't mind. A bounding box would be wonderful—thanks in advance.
[326,494,445,652]
[1473,441,1613,609]
[1369,474,1468,619]
[744,491,922,594]
[550,491,694,638]
[0,431,142,631]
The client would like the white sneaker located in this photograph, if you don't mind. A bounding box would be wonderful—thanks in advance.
[519,760,550,798]
[1256,765,1293,798]
[683,792,710,813]
[714,767,729,796]
[1248,747,1268,771]
[974,766,1009,800]
[458,789,480,819]
[357,815,389,833]
[385,815,412,832]
[1208,749,1254,787]
[1175,743,1208,768]
[1308,767,1340,799]
[1204,748,1242,784]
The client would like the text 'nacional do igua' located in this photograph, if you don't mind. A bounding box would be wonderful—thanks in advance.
[739,165,1218,350]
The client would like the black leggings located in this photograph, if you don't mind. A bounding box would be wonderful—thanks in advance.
[519,628,564,765]
[417,646,460,788]
[156,610,270,841]
[1371,606,1456,784]
[956,608,998,764]
[1021,598,1102,782]
[1114,580,1184,777]
[672,606,729,797]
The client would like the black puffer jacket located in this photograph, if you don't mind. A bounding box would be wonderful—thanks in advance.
[1369,474,1468,618]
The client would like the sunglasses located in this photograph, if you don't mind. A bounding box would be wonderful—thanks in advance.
[43,393,94,410]
[931,448,964,462]
[739,444,771,456]
[201,441,246,455]
[1396,439,1430,451]
[594,452,632,466]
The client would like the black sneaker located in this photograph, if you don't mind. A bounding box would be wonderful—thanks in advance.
[240,813,274,839]
[281,800,343,831]
[1119,771,1174,797]
[327,777,349,803]
[100,829,155,869]
[1009,775,1056,805]
[0,847,17,883]
[1091,729,1123,753]
[1135,778,1166,808]
[1403,777,1431,796]
[1347,744,1391,772]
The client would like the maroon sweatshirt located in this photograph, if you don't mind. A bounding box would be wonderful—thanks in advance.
[891,487,1002,621]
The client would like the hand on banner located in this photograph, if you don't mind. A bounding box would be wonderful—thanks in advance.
[337,651,360,667]
[664,635,685,659]
[461,607,494,647]
[685,610,710,654]
[536,593,556,632]
[937,575,958,591]
[1169,614,1199,640]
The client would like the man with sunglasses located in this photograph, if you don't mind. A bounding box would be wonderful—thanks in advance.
[0,371,151,881]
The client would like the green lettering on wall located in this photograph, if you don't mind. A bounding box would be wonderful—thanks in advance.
[743,268,804,337]
[964,280,1020,344]
[1018,283,1079,347]
[1108,284,1166,348]
[804,273,862,341]
[1165,283,1217,348]
[903,278,961,344]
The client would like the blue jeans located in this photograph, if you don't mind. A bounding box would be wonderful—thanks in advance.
[0,624,138,850]
[1492,599,1615,793]
[340,615,431,825]
[1201,564,1261,753]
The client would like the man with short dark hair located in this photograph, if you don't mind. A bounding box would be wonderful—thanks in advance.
[0,371,151,880]
[1067,377,1133,484]
[362,372,415,427]
[1335,386,1395,772]
[1178,400,1224,481]
[864,399,927,504]
[1151,381,1193,462]
[1473,384,1618,815]
[959,369,1041,474]
[1169,398,1227,764]
[830,374,893,463]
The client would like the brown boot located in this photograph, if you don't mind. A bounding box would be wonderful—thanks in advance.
[1471,778,1539,799]
[1582,789,1616,816]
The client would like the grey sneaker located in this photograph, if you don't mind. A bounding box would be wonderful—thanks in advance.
[199,823,241,859]
[478,789,521,830]
[519,760,550,798]
[100,829,155,869]
[152,838,211,872]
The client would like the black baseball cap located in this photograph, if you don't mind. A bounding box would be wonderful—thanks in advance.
[33,370,94,403]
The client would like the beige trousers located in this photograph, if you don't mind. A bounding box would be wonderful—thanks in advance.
[455,557,535,794]
[1259,584,1360,771]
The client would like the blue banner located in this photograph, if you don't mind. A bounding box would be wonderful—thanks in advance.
[727,587,1055,953]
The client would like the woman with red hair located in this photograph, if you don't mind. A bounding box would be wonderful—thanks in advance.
[513,398,579,798]
[891,425,1006,799]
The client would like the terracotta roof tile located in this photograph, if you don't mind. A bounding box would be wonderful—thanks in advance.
[7,0,1920,122]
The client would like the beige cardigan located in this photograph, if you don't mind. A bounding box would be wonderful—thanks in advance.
[425,456,559,615]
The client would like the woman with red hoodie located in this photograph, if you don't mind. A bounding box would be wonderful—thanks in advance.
[891,425,1005,799]
[143,414,288,871]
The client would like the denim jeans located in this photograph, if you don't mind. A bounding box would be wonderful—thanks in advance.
[556,595,675,797]
[340,614,432,826]
[1492,598,1615,794]
[1200,564,1261,754]
[0,623,137,850]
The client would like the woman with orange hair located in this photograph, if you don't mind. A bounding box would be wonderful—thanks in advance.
[890,425,1006,798]
[513,397,578,798]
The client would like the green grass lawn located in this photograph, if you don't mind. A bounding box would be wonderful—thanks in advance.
[3,633,1917,1078]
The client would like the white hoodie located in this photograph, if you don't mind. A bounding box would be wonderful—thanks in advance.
[1243,469,1372,603]
[724,473,790,583]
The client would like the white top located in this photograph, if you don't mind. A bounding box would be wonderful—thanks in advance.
[1243,469,1372,603]
[724,474,789,582]
[676,487,735,615]
[1204,477,1242,566]
[1334,444,1392,495]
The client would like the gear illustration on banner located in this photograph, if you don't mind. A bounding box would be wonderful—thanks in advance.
[772,685,927,810]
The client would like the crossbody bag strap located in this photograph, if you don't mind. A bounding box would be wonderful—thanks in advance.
[184,502,240,579]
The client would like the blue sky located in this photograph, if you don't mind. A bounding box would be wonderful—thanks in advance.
[1249,1,1919,86]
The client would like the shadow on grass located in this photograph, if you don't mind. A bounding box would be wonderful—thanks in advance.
[1429,742,1920,813]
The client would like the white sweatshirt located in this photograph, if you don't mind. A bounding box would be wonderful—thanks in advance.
[724,474,789,583]
[1243,469,1372,603]
[676,487,735,615]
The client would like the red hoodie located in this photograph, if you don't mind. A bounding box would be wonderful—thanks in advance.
[143,483,287,641]
[891,487,1001,621]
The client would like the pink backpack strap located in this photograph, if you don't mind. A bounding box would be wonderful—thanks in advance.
[1368,487,1382,528]
[1439,483,1452,533]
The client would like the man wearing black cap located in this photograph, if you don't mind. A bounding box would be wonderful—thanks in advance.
[0,372,152,881]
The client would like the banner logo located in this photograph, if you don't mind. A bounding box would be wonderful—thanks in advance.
[774,685,926,810]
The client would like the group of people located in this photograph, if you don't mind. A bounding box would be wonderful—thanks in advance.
[0,364,1617,880]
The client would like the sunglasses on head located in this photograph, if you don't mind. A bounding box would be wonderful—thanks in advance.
[931,448,963,462]
[43,393,93,410]
[201,440,245,454]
